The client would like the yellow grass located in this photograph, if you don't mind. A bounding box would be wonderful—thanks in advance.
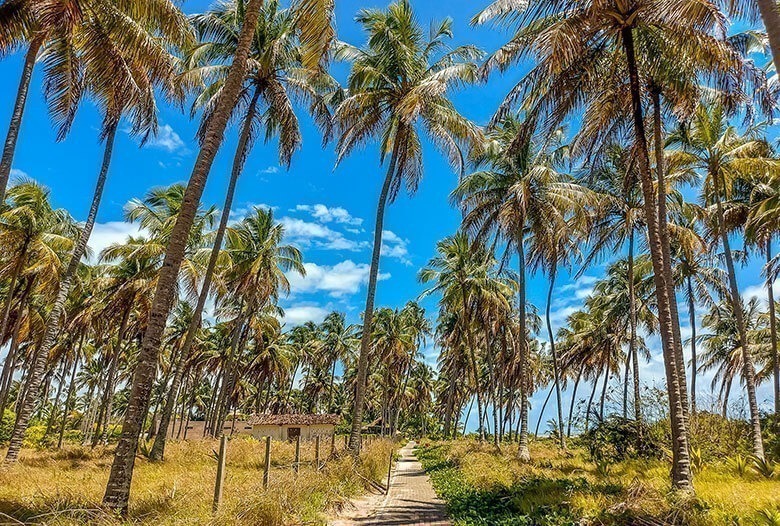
[0,435,395,525]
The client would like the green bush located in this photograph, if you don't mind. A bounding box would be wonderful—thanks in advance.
[580,415,663,461]
[0,409,14,443]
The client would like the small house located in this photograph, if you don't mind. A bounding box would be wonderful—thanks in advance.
[248,414,340,441]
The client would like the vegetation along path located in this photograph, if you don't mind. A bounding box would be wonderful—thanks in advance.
[335,441,450,526]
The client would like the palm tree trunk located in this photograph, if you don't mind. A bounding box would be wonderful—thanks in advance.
[44,360,69,438]
[149,86,262,462]
[687,276,698,414]
[756,0,780,75]
[347,129,402,454]
[0,277,33,415]
[627,231,641,432]
[599,361,609,420]
[620,27,693,492]
[715,191,764,458]
[517,239,530,461]
[102,1,264,512]
[584,370,599,432]
[461,284,484,442]
[534,384,554,437]
[5,120,119,463]
[57,352,80,449]
[0,35,44,202]
[651,89,689,420]
[545,267,566,448]
[99,306,131,446]
[622,350,631,418]
[480,317,499,448]
[566,365,582,437]
[766,239,779,417]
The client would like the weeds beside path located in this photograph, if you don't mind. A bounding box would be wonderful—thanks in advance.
[417,439,780,526]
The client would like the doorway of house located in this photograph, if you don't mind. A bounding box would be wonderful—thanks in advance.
[287,427,301,441]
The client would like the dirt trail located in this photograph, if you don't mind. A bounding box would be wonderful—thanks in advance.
[330,441,450,526]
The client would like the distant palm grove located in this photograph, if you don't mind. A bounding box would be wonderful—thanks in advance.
[0,0,780,520]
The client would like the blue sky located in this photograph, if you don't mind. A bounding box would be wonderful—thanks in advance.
[1,0,777,430]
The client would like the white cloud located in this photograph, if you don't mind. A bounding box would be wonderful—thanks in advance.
[743,280,776,305]
[279,217,367,252]
[281,305,330,326]
[287,260,389,297]
[295,204,363,226]
[10,168,27,180]
[146,124,187,153]
[229,202,276,220]
[86,221,145,261]
[381,229,411,264]
[260,166,279,174]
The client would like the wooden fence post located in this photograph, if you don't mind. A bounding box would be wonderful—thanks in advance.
[386,449,393,495]
[315,435,321,471]
[294,435,300,474]
[212,435,228,513]
[263,435,271,489]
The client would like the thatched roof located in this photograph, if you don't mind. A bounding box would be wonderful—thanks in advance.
[248,413,340,426]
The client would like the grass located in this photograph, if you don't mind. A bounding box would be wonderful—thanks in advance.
[0,435,395,525]
[417,438,780,526]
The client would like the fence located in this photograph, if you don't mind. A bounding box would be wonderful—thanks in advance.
[210,433,394,513]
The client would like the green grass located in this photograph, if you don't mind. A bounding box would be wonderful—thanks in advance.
[417,439,780,526]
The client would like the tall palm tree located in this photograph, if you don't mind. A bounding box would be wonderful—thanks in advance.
[0,0,193,201]
[150,0,334,461]
[320,312,358,412]
[453,116,582,459]
[0,180,76,414]
[471,0,755,490]
[668,104,780,459]
[334,0,483,453]
[102,0,267,512]
[669,196,726,414]
[4,1,192,463]
[745,162,780,415]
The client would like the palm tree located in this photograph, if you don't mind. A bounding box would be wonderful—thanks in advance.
[470,0,754,490]
[668,103,780,459]
[453,116,582,459]
[699,297,766,418]
[320,312,358,412]
[0,0,193,201]
[745,161,780,415]
[334,0,483,453]
[669,197,726,414]
[0,181,76,414]
[4,1,192,463]
[102,0,268,511]
[150,0,333,461]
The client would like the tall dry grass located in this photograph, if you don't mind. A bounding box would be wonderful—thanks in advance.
[0,435,395,525]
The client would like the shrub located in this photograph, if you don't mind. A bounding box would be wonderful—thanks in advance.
[580,415,663,461]
[0,409,14,443]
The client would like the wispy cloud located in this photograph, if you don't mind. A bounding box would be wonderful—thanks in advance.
[287,260,389,297]
[87,221,145,262]
[10,168,28,180]
[145,124,188,154]
[281,304,330,326]
[294,204,363,226]
[381,229,411,264]
[279,216,368,252]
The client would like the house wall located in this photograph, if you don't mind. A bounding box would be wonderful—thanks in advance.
[250,424,335,441]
